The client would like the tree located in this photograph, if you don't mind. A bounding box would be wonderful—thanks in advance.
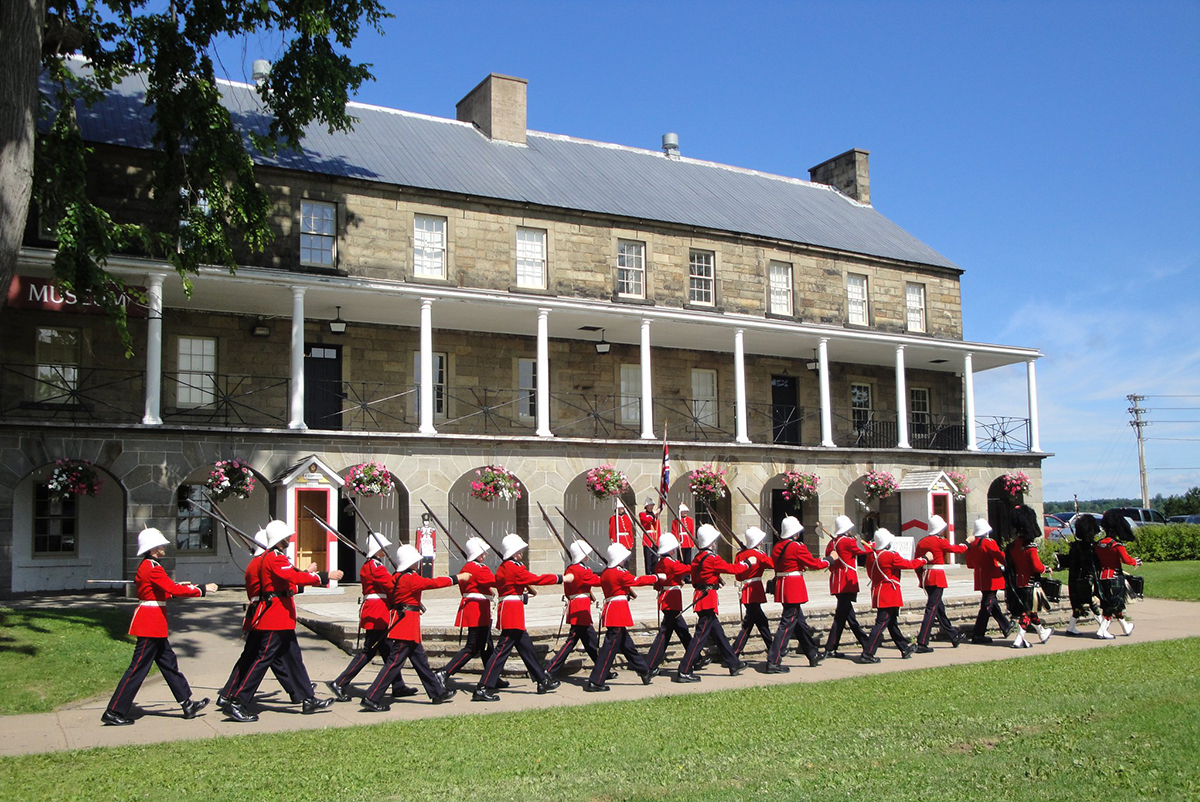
[0,0,387,353]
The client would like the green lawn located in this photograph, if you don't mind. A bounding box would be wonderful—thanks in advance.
[1139,560,1200,601]
[1,638,1198,802]
[0,607,134,715]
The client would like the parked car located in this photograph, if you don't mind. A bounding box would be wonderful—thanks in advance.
[1044,513,1072,540]
[1168,514,1200,524]
[1105,507,1169,528]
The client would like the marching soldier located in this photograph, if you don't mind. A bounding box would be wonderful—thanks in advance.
[673,524,751,683]
[1005,507,1052,648]
[102,528,217,726]
[610,500,635,570]
[731,526,774,658]
[764,516,828,673]
[327,533,417,702]
[672,503,696,563]
[360,545,461,710]
[645,532,699,672]
[914,514,968,652]
[584,543,663,691]
[964,518,1012,643]
[416,513,437,578]
[639,498,661,574]
[472,534,570,701]
[437,537,501,685]
[544,540,606,678]
[822,515,871,658]
[1095,510,1141,638]
[1064,516,1104,636]
[858,528,926,664]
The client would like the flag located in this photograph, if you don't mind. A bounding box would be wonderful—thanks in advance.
[659,428,670,504]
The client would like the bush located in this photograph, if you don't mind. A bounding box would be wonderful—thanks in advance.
[1128,524,1200,562]
[1039,537,1071,571]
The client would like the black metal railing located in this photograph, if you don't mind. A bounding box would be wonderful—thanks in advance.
[0,363,143,423]
[548,392,641,439]
[909,414,968,451]
[976,416,1031,452]
[833,410,898,448]
[161,372,290,428]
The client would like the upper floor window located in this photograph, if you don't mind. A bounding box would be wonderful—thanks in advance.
[300,200,336,267]
[617,240,645,298]
[688,250,715,306]
[619,363,641,425]
[518,358,537,420]
[414,351,448,418]
[33,484,77,555]
[846,273,868,325]
[905,282,927,332]
[851,382,872,431]
[516,228,547,289]
[176,485,215,551]
[768,261,793,315]
[177,337,217,408]
[691,368,718,427]
[414,215,447,279]
[35,326,79,403]
[910,387,931,439]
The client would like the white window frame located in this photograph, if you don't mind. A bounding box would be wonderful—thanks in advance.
[910,387,931,438]
[619,363,641,426]
[851,382,873,431]
[688,250,715,306]
[617,240,645,299]
[176,485,215,552]
[414,351,448,418]
[33,483,77,555]
[847,273,869,325]
[414,215,447,279]
[35,326,80,404]
[691,368,718,427]
[176,336,217,408]
[515,228,547,289]
[768,261,793,316]
[300,200,336,267]
[517,357,537,421]
[905,282,927,333]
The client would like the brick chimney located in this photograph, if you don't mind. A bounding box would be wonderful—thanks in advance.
[808,148,870,204]
[456,73,528,145]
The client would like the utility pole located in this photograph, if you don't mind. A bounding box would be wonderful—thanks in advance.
[1127,394,1149,507]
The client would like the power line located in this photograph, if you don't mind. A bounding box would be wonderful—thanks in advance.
[1144,394,1200,399]
[1147,437,1200,442]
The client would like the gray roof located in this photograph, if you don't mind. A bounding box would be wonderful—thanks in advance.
[64,71,958,271]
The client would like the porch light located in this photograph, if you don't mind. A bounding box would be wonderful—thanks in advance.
[329,306,347,334]
[595,329,611,354]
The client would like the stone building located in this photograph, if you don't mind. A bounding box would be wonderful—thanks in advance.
[1,71,1045,593]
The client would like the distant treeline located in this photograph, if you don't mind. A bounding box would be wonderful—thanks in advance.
[1046,487,1200,517]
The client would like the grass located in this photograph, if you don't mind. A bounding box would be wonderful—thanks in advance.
[0,607,135,715]
[1139,560,1200,601]
[1,638,1198,802]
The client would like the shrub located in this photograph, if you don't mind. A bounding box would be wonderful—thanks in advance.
[1128,524,1200,562]
[1039,537,1072,571]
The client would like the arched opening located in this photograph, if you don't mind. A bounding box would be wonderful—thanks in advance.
[670,472,734,561]
[760,473,820,551]
[336,467,409,578]
[447,466,530,573]
[560,471,639,568]
[986,476,1022,545]
[844,475,901,543]
[174,462,272,585]
[12,462,126,593]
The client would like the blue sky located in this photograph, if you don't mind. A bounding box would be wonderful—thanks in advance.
[219,1,1200,501]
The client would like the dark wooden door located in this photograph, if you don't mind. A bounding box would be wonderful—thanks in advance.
[304,344,343,430]
[771,375,799,444]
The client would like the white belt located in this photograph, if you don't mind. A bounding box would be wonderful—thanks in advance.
[603,595,628,604]
[742,577,763,584]
[568,593,591,601]
[779,571,803,578]
[500,595,523,603]
[463,593,490,601]
[138,600,166,608]
[363,593,386,600]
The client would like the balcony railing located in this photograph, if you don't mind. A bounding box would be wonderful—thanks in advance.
[976,416,1031,452]
[161,372,290,428]
[0,364,143,423]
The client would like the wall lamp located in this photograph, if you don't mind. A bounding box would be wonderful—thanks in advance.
[595,329,611,355]
[329,306,347,334]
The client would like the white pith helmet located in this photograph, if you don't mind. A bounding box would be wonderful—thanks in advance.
[928,514,948,537]
[396,544,421,572]
[367,532,391,556]
[696,523,721,550]
[606,542,631,568]
[568,540,593,564]
[678,503,689,514]
[137,527,170,556]
[745,526,767,549]
[264,519,293,549]
[873,528,895,551]
[464,537,489,562]
[501,533,527,560]
[657,532,680,556]
[780,516,803,540]
[833,515,855,536]
[615,499,625,509]
[252,528,268,556]
[971,519,993,538]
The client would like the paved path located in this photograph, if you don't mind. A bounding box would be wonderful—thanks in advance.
[1,592,1195,757]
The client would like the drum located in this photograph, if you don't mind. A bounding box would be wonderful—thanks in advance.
[1037,576,1063,603]
[1125,574,1145,600]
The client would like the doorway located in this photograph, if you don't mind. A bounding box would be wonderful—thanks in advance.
[771,375,799,444]
[295,489,329,571]
[770,488,802,547]
[304,344,343,430]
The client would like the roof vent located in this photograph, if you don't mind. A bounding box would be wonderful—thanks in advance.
[662,132,680,159]
[252,59,271,86]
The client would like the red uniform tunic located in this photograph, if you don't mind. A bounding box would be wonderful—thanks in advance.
[915,535,968,589]
[865,549,926,608]
[127,558,202,638]
[638,511,660,549]
[771,538,828,604]
[735,547,773,604]
[241,553,265,633]
[966,536,1007,591]
[359,558,393,630]
[672,516,696,548]
[598,567,658,627]
[495,559,560,630]
[254,550,324,630]
[654,555,691,611]
[563,562,601,626]
[826,534,869,594]
[609,512,635,549]
[454,560,495,628]
[386,572,454,642]
[690,549,749,613]
[1095,537,1138,579]
[1007,540,1046,588]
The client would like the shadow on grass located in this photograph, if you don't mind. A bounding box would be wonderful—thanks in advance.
[0,607,134,655]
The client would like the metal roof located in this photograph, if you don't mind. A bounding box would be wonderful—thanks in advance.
[64,70,960,271]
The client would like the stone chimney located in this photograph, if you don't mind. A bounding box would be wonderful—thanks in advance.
[808,148,870,204]
[456,73,528,145]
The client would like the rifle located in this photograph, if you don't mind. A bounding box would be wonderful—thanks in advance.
[448,500,501,553]
[536,502,570,558]
[555,506,607,573]
[702,497,746,550]
[195,492,260,554]
[303,505,389,568]
[738,488,779,539]
[418,499,470,559]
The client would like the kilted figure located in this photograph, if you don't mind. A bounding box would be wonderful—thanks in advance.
[1064,516,1104,636]
[1004,506,1053,649]
[1094,510,1141,638]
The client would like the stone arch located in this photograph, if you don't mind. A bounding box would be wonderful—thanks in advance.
[760,472,820,550]
[986,476,1022,545]
[843,475,901,541]
[561,471,639,563]
[337,466,410,578]
[670,472,734,561]
[447,466,530,573]
[170,462,273,586]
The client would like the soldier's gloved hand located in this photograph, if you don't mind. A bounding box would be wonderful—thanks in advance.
[204,583,218,593]
[563,572,575,583]
[328,569,345,581]
[305,562,319,572]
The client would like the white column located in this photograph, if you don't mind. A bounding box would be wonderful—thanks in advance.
[288,286,307,430]
[818,337,834,447]
[964,352,979,451]
[419,298,437,435]
[895,345,910,448]
[639,318,654,440]
[536,308,552,438]
[1027,358,1041,452]
[733,328,750,443]
[141,273,165,425]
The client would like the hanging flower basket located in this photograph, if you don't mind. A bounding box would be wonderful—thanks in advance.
[585,464,629,502]
[205,459,256,502]
[1002,471,1031,499]
[781,471,821,502]
[47,459,103,502]
[689,464,728,504]
[470,464,522,503]
[946,470,971,500]
[345,461,393,497]
[862,470,898,501]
